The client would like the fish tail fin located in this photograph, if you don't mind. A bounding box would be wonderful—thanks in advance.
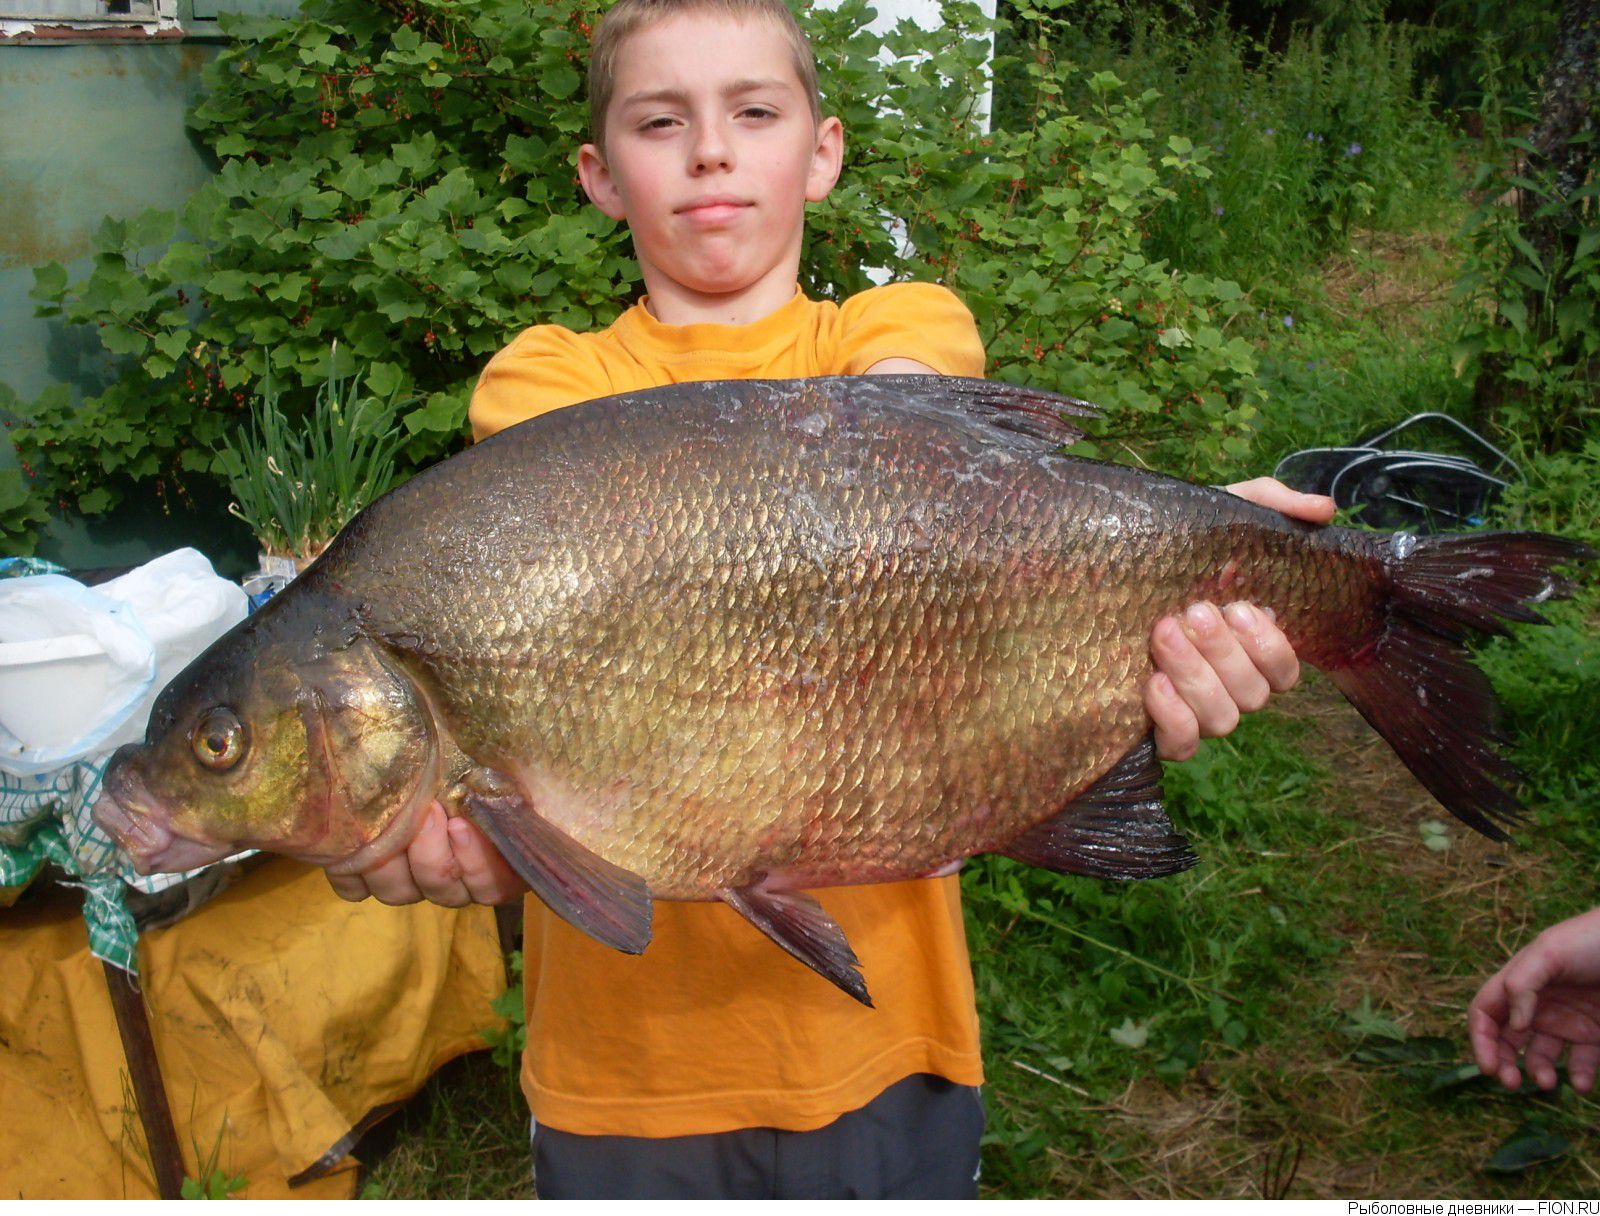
[1325,532,1595,841]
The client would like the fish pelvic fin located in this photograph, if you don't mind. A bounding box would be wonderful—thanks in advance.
[997,737,1198,879]
[720,884,873,1007]
[1328,531,1597,842]
[452,767,653,954]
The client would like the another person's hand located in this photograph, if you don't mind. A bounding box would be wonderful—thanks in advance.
[326,802,529,907]
[1469,907,1600,1093]
[1145,478,1336,761]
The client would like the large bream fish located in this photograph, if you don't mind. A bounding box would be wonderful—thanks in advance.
[94,377,1591,1004]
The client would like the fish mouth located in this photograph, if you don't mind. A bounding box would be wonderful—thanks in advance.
[92,749,236,875]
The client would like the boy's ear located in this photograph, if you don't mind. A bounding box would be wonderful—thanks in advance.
[579,143,627,221]
[805,116,845,203]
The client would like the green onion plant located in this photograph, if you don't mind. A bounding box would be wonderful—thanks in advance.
[216,345,412,562]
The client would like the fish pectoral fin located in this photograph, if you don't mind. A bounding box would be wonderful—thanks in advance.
[454,768,653,955]
[720,884,873,1008]
[998,737,1198,880]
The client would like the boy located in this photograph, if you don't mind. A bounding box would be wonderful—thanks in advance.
[329,0,1334,1197]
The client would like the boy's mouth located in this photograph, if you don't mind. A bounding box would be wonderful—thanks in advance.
[678,196,750,224]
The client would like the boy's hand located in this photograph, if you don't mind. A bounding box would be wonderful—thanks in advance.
[1470,907,1600,1093]
[1145,478,1335,761]
[326,803,529,907]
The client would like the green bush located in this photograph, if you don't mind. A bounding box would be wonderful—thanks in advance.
[1453,128,1600,452]
[7,0,1268,546]
[994,6,1460,297]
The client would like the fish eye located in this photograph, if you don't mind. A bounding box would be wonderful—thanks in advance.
[191,707,246,771]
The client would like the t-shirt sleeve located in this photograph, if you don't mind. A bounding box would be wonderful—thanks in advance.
[834,282,986,377]
[468,325,614,441]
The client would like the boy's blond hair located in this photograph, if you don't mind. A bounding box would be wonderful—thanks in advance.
[587,0,822,151]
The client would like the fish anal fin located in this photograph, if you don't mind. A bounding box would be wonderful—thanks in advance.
[999,737,1198,880]
[721,884,873,1007]
[452,767,653,954]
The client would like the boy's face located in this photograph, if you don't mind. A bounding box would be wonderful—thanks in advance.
[578,13,842,316]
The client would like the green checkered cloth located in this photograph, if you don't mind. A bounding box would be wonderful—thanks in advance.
[0,557,240,974]
[0,804,137,972]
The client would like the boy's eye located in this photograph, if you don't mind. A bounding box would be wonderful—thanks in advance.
[641,116,680,131]
[740,106,777,120]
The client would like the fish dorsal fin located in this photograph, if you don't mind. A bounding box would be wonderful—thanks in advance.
[450,767,653,954]
[865,375,1098,450]
[720,883,873,1007]
[998,738,1198,879]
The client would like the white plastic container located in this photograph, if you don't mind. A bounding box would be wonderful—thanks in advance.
[0,633,114,754]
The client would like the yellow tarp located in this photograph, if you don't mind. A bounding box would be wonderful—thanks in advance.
[0,859,507,1199]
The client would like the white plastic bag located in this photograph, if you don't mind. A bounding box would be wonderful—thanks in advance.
[0,549,248,777]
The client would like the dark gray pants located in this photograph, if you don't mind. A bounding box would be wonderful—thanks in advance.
[531,1074,985,1199]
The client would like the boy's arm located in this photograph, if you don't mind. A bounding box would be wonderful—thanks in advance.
[862,361,1336,761]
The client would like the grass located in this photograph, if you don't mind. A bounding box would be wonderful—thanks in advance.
[357,1053,535,1200]
[971,680,1600,1198]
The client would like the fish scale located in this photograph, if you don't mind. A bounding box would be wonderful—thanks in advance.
[94,375,1593,1005]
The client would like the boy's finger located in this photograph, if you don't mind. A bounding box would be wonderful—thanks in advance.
[352,850,426,906]
[1145,671,1199,761]
[450,816,528,904]
[1225,477,1337,524]
[1154,607,1244,736]
[327,872,373,903]
[1150,615,1235,738]
[409,804,473,907]
[1222,602,1301,693]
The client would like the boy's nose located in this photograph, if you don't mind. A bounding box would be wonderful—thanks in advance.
[689,121,735,173]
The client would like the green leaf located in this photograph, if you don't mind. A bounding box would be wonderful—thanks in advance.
[1485,1123,1570,1174]
[1108,1018,1148,1049]
[265,273,309,303]
[31,263,69,301]
[1574,227,1600,266]
[127,209,177,249]
[365,361,406,399]
[79,486,114,514]
[1429,1062,1489,1093]
[1507,231,1546,275]
[392,131,440,175]
[1342,996,1406,1042]
[540,63,581,100]
[154,330,190,362]
[208,269,257,301]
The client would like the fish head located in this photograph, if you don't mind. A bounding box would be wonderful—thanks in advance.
[93,602,442,875]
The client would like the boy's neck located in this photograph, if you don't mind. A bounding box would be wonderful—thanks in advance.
[640,272,800,328]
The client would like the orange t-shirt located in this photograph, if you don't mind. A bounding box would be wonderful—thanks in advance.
[468,282,988,1138]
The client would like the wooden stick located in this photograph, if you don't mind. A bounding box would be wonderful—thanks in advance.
[101,960,186,1199]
